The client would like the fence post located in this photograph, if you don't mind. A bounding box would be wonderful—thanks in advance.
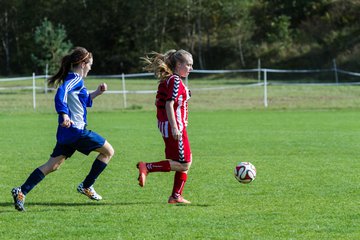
[121,73,127,108]
[44,63,48,94]
[32,73,36,110]
[264,69,268,108]
[258,58,261,83]
[333,59,339,84]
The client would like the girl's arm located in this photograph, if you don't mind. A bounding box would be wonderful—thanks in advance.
[90,83,107,100]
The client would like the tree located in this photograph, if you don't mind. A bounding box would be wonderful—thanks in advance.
[192,0,256,68]
[0,9,11,74]
[31,18,73,75]
[0,0,21,75]
[0,0,359,74]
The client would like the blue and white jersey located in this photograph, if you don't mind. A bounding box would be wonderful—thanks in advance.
[54,72,92,144]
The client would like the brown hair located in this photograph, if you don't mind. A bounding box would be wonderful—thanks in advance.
[48,47,92,87]
[142,49,192,82]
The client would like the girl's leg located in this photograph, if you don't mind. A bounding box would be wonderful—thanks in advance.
[23,155,67,194]
[138,128,192,203]
[95,140,115,164]
[137,160,171,187]
[81,141,114,189]
[137,160,191,192]
[169,161,192,204]
[11,155,66,211]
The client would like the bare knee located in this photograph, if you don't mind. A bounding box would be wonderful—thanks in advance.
[97,142,115,163]
[104,144,115,160]
[180,163,191,172]
[108,146,115,159]
[170,161,191,172]
[49,164,62,172]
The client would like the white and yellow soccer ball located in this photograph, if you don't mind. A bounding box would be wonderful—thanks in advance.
[234,162,256,184]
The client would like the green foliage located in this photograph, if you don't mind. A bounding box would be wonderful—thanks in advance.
[0,0,359,74]
[252,0,360,68]
[31,18,73,75]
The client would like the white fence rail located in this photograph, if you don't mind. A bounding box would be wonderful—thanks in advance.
[1,66,360,109]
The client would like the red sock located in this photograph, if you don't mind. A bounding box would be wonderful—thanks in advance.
[146,161,171,172]
[172,172,187,198]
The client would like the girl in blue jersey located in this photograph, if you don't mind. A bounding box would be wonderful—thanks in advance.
[11,47,115,211]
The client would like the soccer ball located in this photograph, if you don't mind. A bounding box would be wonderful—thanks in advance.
[234,162,256,184]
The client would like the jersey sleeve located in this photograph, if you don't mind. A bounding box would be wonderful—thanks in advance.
[84,88,93,107]
[166,75,180,101]
[86,95,93,107]
[54,84,69,115]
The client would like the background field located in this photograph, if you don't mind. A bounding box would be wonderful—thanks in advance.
[2,77,360,112]
[0,79,360,239]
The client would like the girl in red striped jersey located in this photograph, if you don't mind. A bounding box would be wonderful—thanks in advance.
[138,49,193,204]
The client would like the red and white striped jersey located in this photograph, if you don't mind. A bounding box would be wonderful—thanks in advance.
[156,75,191,137]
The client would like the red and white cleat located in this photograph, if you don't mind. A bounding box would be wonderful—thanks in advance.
[137,162,148,187]
[168,195,191,204]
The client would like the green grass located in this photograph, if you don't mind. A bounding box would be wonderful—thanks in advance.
[0,109,359,239]
[2,78,360,112]
[1,78,360,239]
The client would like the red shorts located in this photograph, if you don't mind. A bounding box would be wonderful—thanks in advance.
[162,128,192,163]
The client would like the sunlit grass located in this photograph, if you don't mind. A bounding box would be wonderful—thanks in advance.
[0,110,359,239]
[1,78,360,113]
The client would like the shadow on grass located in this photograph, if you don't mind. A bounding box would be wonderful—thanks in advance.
[169,203,212,207]
[0,201,212,213]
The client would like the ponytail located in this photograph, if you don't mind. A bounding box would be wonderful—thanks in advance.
[48,47,92,87]
[142,49,191,82]
[48,55,72,87]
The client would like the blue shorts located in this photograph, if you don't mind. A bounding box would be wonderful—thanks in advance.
[50,129,106,158]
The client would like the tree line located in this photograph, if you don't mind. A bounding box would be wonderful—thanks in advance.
[0,0,359,76]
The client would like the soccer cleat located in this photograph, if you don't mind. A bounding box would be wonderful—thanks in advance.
[11,187,26,211]
[77,183,102,201]
[137,162,148,187]
[168,195,191,204]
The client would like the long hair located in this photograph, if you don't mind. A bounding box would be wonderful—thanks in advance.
[48,47,92,87]
[142,49,192,82]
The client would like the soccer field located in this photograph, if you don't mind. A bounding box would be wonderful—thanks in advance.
[0,109,359,239]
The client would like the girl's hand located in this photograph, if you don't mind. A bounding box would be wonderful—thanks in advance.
[172,127,181,140]
[90,83,107,99]
[98,83,107,93]
[60,114,74,128]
